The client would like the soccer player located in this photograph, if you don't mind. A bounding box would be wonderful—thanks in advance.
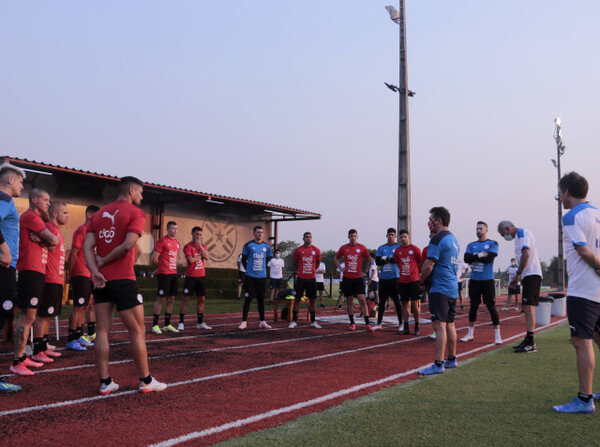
[238,226,272,329]
[373,228,403,332]
[31,201,69,363]
[267,249,285,304]
[316,260,326,308]
[419,207,460,375]
[10,188,59,376]
[504,258,520,311]
[334,229,374,332]
[461,221,502,345]
[395,229,423,335]
[290,232,322,328]
[84,176,166,395]
[497,219,542,353]
[456,261,469,310]
[178,226,212,331]
[67,204,100,351]
[0,163,25,390]
[552,172,600,414]
[151,221,180,334]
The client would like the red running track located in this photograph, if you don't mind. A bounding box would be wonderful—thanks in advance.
[0,301,566,446]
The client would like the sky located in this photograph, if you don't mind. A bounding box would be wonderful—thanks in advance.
[2,1,600,272]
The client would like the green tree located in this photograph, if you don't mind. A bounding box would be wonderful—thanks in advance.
[276,240,299,276]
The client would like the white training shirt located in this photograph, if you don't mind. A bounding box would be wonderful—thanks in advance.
[316,262,326,283]
[514,228,543,279]
[456,262,469,281]
[267,257,285,279]
[369,260,379,282]
[563,202,600,302]
[337,262,345,281]
[237,254,245,273]
[507,265,520,284]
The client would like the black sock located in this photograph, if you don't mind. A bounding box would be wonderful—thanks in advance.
[153,314,159,326]
[349,315,355,324]
[447,355,456,362]
[197,313,203,325]
[293,311,298,322]
[414,323,419,330]
[310,311,316,323]
[76,326,83,339]
[364,316,370,325]
[141,375,152,385]
[179,313,185,324]
[88,322,96,336]
[435,360,444,367]
[526,331,534,343]
[578,393,592,403]
[68,329,77,342]
[165,313,171,326]
[33,337,44,355]
[100,376,112,386]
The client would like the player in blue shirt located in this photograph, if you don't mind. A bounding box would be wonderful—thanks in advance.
[419,206,460,375]
[238,226,273,330]
[461,221,502,345]
[373,228,403,331]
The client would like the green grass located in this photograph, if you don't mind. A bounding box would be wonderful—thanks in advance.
[219,323,600,446]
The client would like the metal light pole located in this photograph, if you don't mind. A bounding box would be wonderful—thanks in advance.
[385,2,411,234]
[552,117,566,291]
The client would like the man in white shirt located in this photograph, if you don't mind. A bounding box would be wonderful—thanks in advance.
[456,261,469,310]
[268,249,285,304]
[504,258,520,311]
[316,261,326,308]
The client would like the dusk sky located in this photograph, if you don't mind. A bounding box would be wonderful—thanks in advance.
[2,1,599,271]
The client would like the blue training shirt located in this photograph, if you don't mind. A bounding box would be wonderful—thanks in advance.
[242,240,272,278]
[427,231,460,298]
[465,239,498,281]
[376,243,400,280]
[0,191,19,268]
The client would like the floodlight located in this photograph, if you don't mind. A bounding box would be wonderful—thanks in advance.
[385,5,400,21]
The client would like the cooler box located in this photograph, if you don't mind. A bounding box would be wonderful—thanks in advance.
[535,296,554,326]
[549,293,566,317]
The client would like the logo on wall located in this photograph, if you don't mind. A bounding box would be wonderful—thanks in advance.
[203,214,237,263]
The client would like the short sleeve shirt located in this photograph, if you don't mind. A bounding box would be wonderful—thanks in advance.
[465,239,498,281]
[267,257,285,279]
[154,236,180,274]
[184,241,207,278]
[336,243,370,279]
[507,265,519,284]
[427,231,460,298]
[376,243,400,280]
[70,223,90,278]
[514,228,542,279]
[0,191,19,268]
[16,209,48,274]
[315,262,326,282]
[293,245,322,279]
[394,244,423,283]
[242,241,272,278]
[45,221,65,284]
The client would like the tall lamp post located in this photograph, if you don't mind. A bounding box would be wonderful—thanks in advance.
[552,117,566,291]
[385,2,411,234]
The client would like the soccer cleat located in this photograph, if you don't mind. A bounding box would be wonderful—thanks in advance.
[460,334,474,342]
[414,327,420,336]
[238,321,247,330]
[398,323,404,332]
[43,349,62,358]
[9,363,34,376]
[66,340,86,351]
[371,324,381,331]
[310,322,322,329]
[99,380,119,396]
[46,342,57,350]
[552,397,595,414]
[501,306,509,311]
[177,323,185,331]
[593,392,600,400]
[319,304,325,308]
[0,377,21,392]
[495,335,503,345]
[139,377,167,393]
[162,325,179,333]
[403,327,411,335]
[349,324,356,331]
[78,336,94,347]
[430,332,436,340]
[22,357,43,368]
[288,321,298,329]
[514,307,519,311]
[87,333,97,342]
[197,322,212,330]
[513,340,527,350]
[366,324,375,332]
[258,321,272,329]
[151,325,162,335]
[419,363,445,375]
[514,343,537,353]
[443,358,458,369]
[31,352,54,363]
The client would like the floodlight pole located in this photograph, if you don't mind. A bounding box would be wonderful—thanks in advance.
[389,1,411,234]
[553,118,566,291]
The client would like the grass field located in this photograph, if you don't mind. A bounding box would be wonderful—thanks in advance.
[219,323,600,446]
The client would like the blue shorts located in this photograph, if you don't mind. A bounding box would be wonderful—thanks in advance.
[428,292,456,323]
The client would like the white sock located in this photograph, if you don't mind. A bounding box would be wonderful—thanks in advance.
[467,327,474,336]
[495,328,501,337]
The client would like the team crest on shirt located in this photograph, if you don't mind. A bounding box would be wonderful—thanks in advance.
[484,244,489,249]
[30,297,39,306]
[263,247,266,252]
[78,297,85,305]
[203,214,237,263]
[48,306,54,315]
[311,251,315,255]
[356,249,360,253]
[2,300,12,311]
[409,250,413,255]
[137,294,143,303]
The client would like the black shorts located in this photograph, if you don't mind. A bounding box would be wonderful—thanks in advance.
[93,279,143,311]
[244,276,266,300]
[316,281,325,291]
[269,278,283,290]
[508,285,521,295]
[0,266,16,316]
[428,293,456,323]
[468,279,496,303]
[567,296,600,339]
[368,281,379,292]
[183,276,206,297]
[157,274,178,297]
[341,277,365,297]
[38,283,63,317]
[295,277,317,300]
[17,270,46,310]
[398,281,421,302]
[238,271,245,283]
[522,275,541,306]
[379,279,399,301]
[71,275,93,307]
[458,281,463,291]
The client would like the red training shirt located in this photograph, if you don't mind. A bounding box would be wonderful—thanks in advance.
[87,200,145,281]
[154,236,180,274]
[293,245,322,279]
[336,243,370,279]
[70,223,90,278]
[394,244,423,283]
[184,241,207,278]
[45,221,65,284]
[16,209,48,274]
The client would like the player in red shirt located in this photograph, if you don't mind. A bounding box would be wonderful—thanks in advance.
[84,176,166,395]
[178,226,211,331]
[67,204,100,351]
[394,229,423,335]
[151,221,180,334]
[290,232,322,329]
[31,201,69,363]
[10,188,59,376]
[334,229,374,332]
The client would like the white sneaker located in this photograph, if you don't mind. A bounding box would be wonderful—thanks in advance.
[139,377,167,393]
[288,321,298,329]
[99,379,119,396]
[460,334,474,342]
[46,342,57,350]
[177,322,185,331]
[429,333,436,339]
[495,335,503,345]
[310,322,322,329]
[259,321,272,329]
[238,321,247,330]
[371,324,381,331]
[398,323,404,332]
[197,322,212,330]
